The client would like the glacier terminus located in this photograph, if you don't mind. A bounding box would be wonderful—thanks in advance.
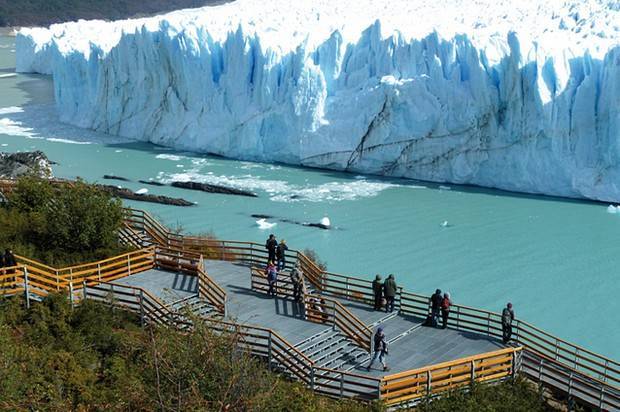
[15,0,620,201]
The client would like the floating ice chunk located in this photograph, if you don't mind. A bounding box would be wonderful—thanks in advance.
[439,186,452,191]
[256,218,277,230]
[0,73,17,78]
[320,216,331,228]
[156,154,183,161]
[135,188,148,195]
[607,205,618,214]
[441,220,450,227]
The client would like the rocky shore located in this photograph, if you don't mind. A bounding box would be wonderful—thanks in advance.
[0,151,53,178]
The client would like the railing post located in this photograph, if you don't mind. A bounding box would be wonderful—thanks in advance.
[128,254,132,276]
[397,286,403,314]
[310,366,315,391]
[599,387,605,410]
[56,269,60,291]
[23,266,30,309]
[69,282,74,308]
[139,289,145,327]
[340,372,344,397]
[267,333,272,371]
[83,281,87,301]
[426,370,432,396]
[97,263,101,281]
[471,359,476,383]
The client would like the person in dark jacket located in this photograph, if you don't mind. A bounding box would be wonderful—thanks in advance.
[276,239,288,271]
[430,289,443,327]
[366,326,389,371]
[502,302,515,343]
[372,275,383,310]
[4,249,16,274]
[383,274,397,313]
[441,292,451,329]
[265,234,278,263]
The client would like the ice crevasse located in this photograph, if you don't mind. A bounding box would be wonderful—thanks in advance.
[15,0,620,201]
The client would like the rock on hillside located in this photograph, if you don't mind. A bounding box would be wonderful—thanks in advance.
[0,151,53,178]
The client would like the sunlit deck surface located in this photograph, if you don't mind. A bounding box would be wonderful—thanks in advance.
[119,261,505,377]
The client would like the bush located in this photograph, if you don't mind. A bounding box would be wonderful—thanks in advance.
[0,176,128,266]
[0,295,369,411]
[416,379,565,412]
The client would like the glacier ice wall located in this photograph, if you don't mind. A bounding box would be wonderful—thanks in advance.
[15,0,620,201]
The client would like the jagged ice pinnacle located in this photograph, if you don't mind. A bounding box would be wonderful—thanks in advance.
[15,0,620,201]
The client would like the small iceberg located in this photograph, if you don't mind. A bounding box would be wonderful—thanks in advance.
[607,205,619,214]
[439,185,451,191]
[441,220,450,227]
[135,188,149,195]
[320,216,331,228]
[256,218,277,230]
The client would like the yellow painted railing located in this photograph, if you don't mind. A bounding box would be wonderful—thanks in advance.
[380,347,522,405]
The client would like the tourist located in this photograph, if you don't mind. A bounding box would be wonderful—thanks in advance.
[265,260,278,297]
[383,274,397,313]
[265,234,278,263]
[372,275,383,310]
[290,263,304,302]
[4,248,16,274]
[502,302,515,344]
[430,289,443,327]
[441,292,451,329]
[366,326,389,372]
[276,239,288,271]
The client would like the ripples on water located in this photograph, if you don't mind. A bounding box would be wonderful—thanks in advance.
[0,35,618,360]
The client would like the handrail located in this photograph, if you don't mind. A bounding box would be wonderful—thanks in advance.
[380,347,522,405]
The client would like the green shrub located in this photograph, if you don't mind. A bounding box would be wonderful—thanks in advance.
[0,176,128,266]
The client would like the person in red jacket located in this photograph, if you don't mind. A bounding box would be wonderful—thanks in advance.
[441,292,451,329]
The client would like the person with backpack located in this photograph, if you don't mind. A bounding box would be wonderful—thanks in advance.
[441,292,451,329]
[372,275,383,310]
[383,274,397,313]
[265,260,278,297]
[265,234,278,263]
[290,263,304,302]
[276,239,288,271]
[366,326,389,372]
[502,302,515,343]
[430,289,443,327]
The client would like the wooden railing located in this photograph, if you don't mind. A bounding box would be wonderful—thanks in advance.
[380,347,522,406]
[81,280,381,401]
[0,266,26,296]
[304,294,372,353]
[9,248,156,299]
[197,258,227,314]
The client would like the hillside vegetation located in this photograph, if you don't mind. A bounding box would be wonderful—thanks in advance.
[0,0,224,27]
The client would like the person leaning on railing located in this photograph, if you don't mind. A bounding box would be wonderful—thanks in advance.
[372,275,383,311]
[441,292,451,329]
[290,263,303,302]
[383,274,397,313]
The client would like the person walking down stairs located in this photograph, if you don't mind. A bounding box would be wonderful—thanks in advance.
[367,326,389,372]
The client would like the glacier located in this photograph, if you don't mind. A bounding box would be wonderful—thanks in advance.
[14,0,620,201]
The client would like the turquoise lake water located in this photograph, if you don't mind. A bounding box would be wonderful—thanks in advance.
[1,34,618,360]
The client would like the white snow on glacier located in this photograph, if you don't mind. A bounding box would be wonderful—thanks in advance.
[14,0,620,201]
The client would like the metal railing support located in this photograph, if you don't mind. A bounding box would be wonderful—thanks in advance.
[127,255,131,276]
[69,282,74,308]
[426,370,432,396]
[310,366,315,390]
[23,266,30,309]
[340,372,345,397]
[97,263,101,281]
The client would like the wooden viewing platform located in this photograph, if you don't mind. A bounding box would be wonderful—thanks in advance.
[0,178,618,409]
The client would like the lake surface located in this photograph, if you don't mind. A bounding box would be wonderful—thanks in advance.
[1,34,619,360]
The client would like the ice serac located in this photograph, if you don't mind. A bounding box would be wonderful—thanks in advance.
[15,0,620,201]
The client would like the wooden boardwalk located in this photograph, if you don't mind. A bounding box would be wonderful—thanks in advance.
[118,260,505,378]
